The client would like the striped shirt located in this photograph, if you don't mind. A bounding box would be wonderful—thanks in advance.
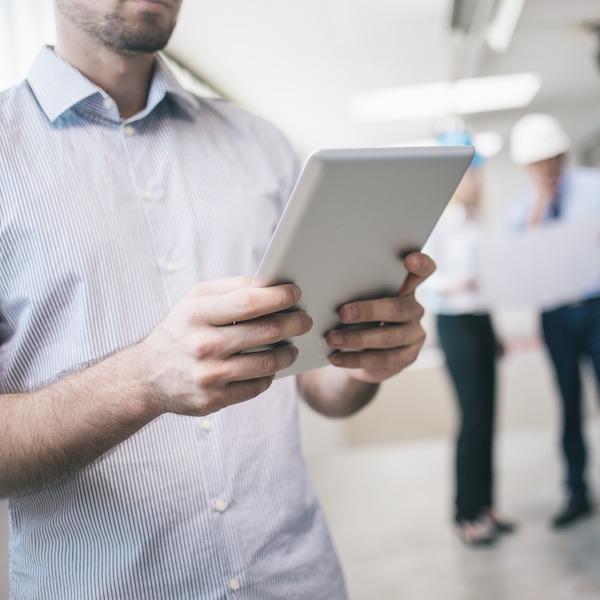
[0,47,347,599]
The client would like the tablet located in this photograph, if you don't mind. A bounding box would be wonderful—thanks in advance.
[251,145,474,378]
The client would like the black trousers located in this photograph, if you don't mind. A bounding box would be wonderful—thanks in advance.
[437,313,497,522]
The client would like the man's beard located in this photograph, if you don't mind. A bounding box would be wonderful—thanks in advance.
[56,1,178,53]
[101,11,176,53]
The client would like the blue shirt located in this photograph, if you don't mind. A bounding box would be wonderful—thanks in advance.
[0,47,347,600]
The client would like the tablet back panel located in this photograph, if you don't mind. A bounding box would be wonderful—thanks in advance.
[252,146,474,378]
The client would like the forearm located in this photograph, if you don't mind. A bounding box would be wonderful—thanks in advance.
[0,279,312,498]
[0,344,159,498]
[297,367,379,418]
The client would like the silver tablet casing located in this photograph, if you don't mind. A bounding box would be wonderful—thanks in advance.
[251,146,474,378]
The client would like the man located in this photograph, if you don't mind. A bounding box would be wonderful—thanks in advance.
[0,1,434,597]
[509,112,600,529]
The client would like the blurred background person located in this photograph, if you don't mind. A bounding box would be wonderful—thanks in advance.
[422,124,516,546]
[509,113,600,529]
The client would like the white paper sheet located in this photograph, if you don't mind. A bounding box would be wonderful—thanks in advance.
[479,216,600,310]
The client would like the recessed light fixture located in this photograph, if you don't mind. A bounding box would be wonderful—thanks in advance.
[348,72,542,122]
[486,0,525,53]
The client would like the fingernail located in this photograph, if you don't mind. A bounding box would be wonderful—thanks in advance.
[292,285,302,302]
[329,332,343,347]
[343,305,357,322]
[330,353,342,366]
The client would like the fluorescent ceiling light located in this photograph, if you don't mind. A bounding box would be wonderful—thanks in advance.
[486,0,525,53]
[348,72,541,122]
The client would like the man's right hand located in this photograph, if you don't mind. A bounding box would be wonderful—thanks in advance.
[136,276,312,417]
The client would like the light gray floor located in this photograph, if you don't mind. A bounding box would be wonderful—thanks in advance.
[308,421,600,600]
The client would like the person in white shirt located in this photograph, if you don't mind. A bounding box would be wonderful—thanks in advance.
[423,127,515,546]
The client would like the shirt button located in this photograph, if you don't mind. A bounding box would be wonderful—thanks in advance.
[201,419,212,432]
[143,189,155,201]
[164,261,178,274]
[229,578,241,591]
[102,97,113,110]
[124,125,135,136]
[214,499,229,513]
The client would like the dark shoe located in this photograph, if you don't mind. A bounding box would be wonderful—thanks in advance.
[552,495,593,529]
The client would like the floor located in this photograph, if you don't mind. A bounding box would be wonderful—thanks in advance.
[308,421,600,600]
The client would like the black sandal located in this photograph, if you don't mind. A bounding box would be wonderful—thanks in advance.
[454,517,497,547]
[486,510,517,535]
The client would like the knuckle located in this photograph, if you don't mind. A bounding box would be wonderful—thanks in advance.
[194,366,225,389]
[414,302,425,320]
[381,327,397,348]
[201,390,225,413]
[193,336,220,360]
[258,351,278,375]
[234,292,257,317]
[260,318,282,342]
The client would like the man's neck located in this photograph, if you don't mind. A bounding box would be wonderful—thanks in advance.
[54,27,155,119]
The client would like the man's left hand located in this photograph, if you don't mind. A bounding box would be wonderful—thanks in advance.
[325,252,435,383]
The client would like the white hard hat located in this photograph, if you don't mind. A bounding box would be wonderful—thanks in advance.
[509,113,571,165]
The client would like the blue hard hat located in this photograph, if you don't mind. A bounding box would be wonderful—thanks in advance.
[435,128,484,168]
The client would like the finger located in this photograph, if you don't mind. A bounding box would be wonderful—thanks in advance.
[337,295,424,326]
[223,311,313,355]
[185,376,276,416]
[190,284,302,327]
[191,311,312,359]
[326,322,423,351]
[222,377,276,406]
[398,252,436,296]
[329,344,421,371]
[197,343,300,385]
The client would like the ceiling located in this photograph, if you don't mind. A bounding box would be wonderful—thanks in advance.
[167,0,600,158]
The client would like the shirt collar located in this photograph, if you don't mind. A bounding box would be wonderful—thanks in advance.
[27,45,200,123]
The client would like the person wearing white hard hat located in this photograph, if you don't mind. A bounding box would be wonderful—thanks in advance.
[509,112,600,529]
